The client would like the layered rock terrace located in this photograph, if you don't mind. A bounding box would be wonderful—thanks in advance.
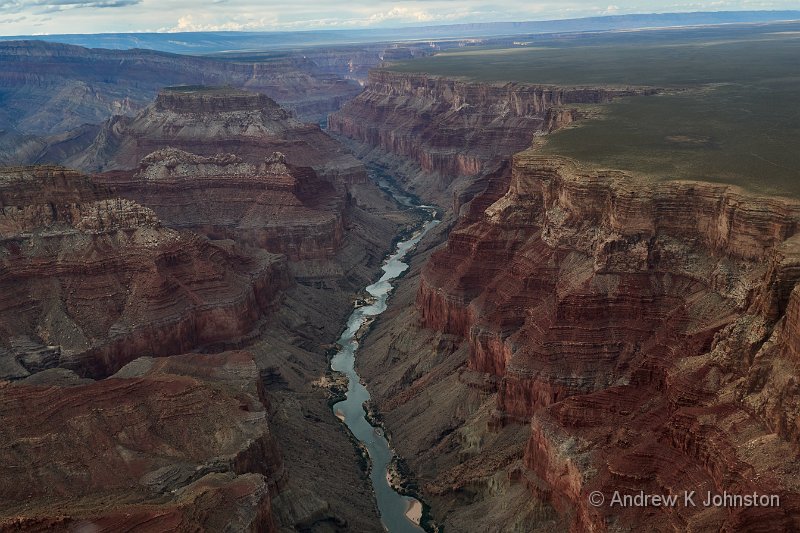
[416,152,800,531]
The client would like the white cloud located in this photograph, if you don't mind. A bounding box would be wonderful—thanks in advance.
[163,13,278,32]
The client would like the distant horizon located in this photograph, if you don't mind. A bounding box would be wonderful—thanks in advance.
[3,10,800,38]
[4,10,800,56]
[2,0,800,37]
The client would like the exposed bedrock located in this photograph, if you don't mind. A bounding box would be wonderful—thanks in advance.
[329,70,651,188]
[69,86,367,188]
[72,87,369,263]
[96,148,346,261]
[0,350,281,532]
[415,152,800,530]
[0,166,289,380]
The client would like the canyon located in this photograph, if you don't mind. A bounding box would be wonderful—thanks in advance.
[0,40,364,137]
[332,70,800,531]
[0,86,418,531]
[2,20,800,533]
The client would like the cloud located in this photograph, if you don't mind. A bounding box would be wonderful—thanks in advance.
[1,0,140,14]
[162,12,279,32]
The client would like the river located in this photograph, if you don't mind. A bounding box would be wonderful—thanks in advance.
[330,175,439,533]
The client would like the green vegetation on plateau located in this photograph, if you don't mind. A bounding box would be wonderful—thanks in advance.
[388,23,800,197]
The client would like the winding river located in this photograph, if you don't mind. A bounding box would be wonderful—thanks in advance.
[330,176,439,533]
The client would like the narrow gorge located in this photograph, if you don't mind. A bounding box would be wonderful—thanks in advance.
[328,69,800,532]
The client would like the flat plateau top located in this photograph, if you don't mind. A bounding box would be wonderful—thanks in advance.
[160,86,254,96]
[387,22,800,198]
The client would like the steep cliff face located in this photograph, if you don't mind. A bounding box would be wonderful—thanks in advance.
[0,350,281,532]
[416,152,800,530]
[69,87,366,186]
[0,166,289,380]
[329,70,651,186]
[95,148,346,261]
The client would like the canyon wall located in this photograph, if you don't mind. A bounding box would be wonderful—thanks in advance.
[76,87,367,262]
[0,350,282,532]
[329,70,651,188]
[0,40,362,137]
[415,152,800,531]
[1,83,404,531]
[0,165,289,380]
[70,87,367,185]
[97,148,346,261]
[340,70,800,531]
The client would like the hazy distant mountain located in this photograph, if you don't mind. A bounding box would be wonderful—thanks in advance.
[2,11,799,54]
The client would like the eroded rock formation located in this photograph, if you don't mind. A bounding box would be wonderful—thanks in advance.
[0,350,281,532]
[0,166,288,379]
[334,68,800,531]
[70,86,366,188]
[96,148,346,260]
[0,40,362,136]
[414,153,800,531]
[329,70,651,186]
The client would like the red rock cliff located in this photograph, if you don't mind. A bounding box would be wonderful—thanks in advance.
[329,70,651,184]
[0,350,281,532]
[416,152,800,531]
[0,166,289,380]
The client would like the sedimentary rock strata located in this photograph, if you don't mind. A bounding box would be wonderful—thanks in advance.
[0,350,281,532]
[70,86,366,188]
[332,66,800,530]
[0,40,361,136]
[0,165,288,379]
[329,70,651,185]
[96,148,346,260]
[414,153,800,530]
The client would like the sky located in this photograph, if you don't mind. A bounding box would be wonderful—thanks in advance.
[1,0,799,35]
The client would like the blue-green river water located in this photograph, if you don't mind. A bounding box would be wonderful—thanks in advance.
[330,190,439,532]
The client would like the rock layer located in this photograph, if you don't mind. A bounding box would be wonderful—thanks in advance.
[70,86,366,188]
[96,148,346,261]
[0,166,288,379]
[329,70,651,185]
[0,40,362,136]
[416,152,800,531]
[0,350,280,532]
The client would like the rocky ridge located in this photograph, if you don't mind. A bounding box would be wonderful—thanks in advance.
[0,350,281,532]
[0,165,289,380]
[413,153,800,531]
